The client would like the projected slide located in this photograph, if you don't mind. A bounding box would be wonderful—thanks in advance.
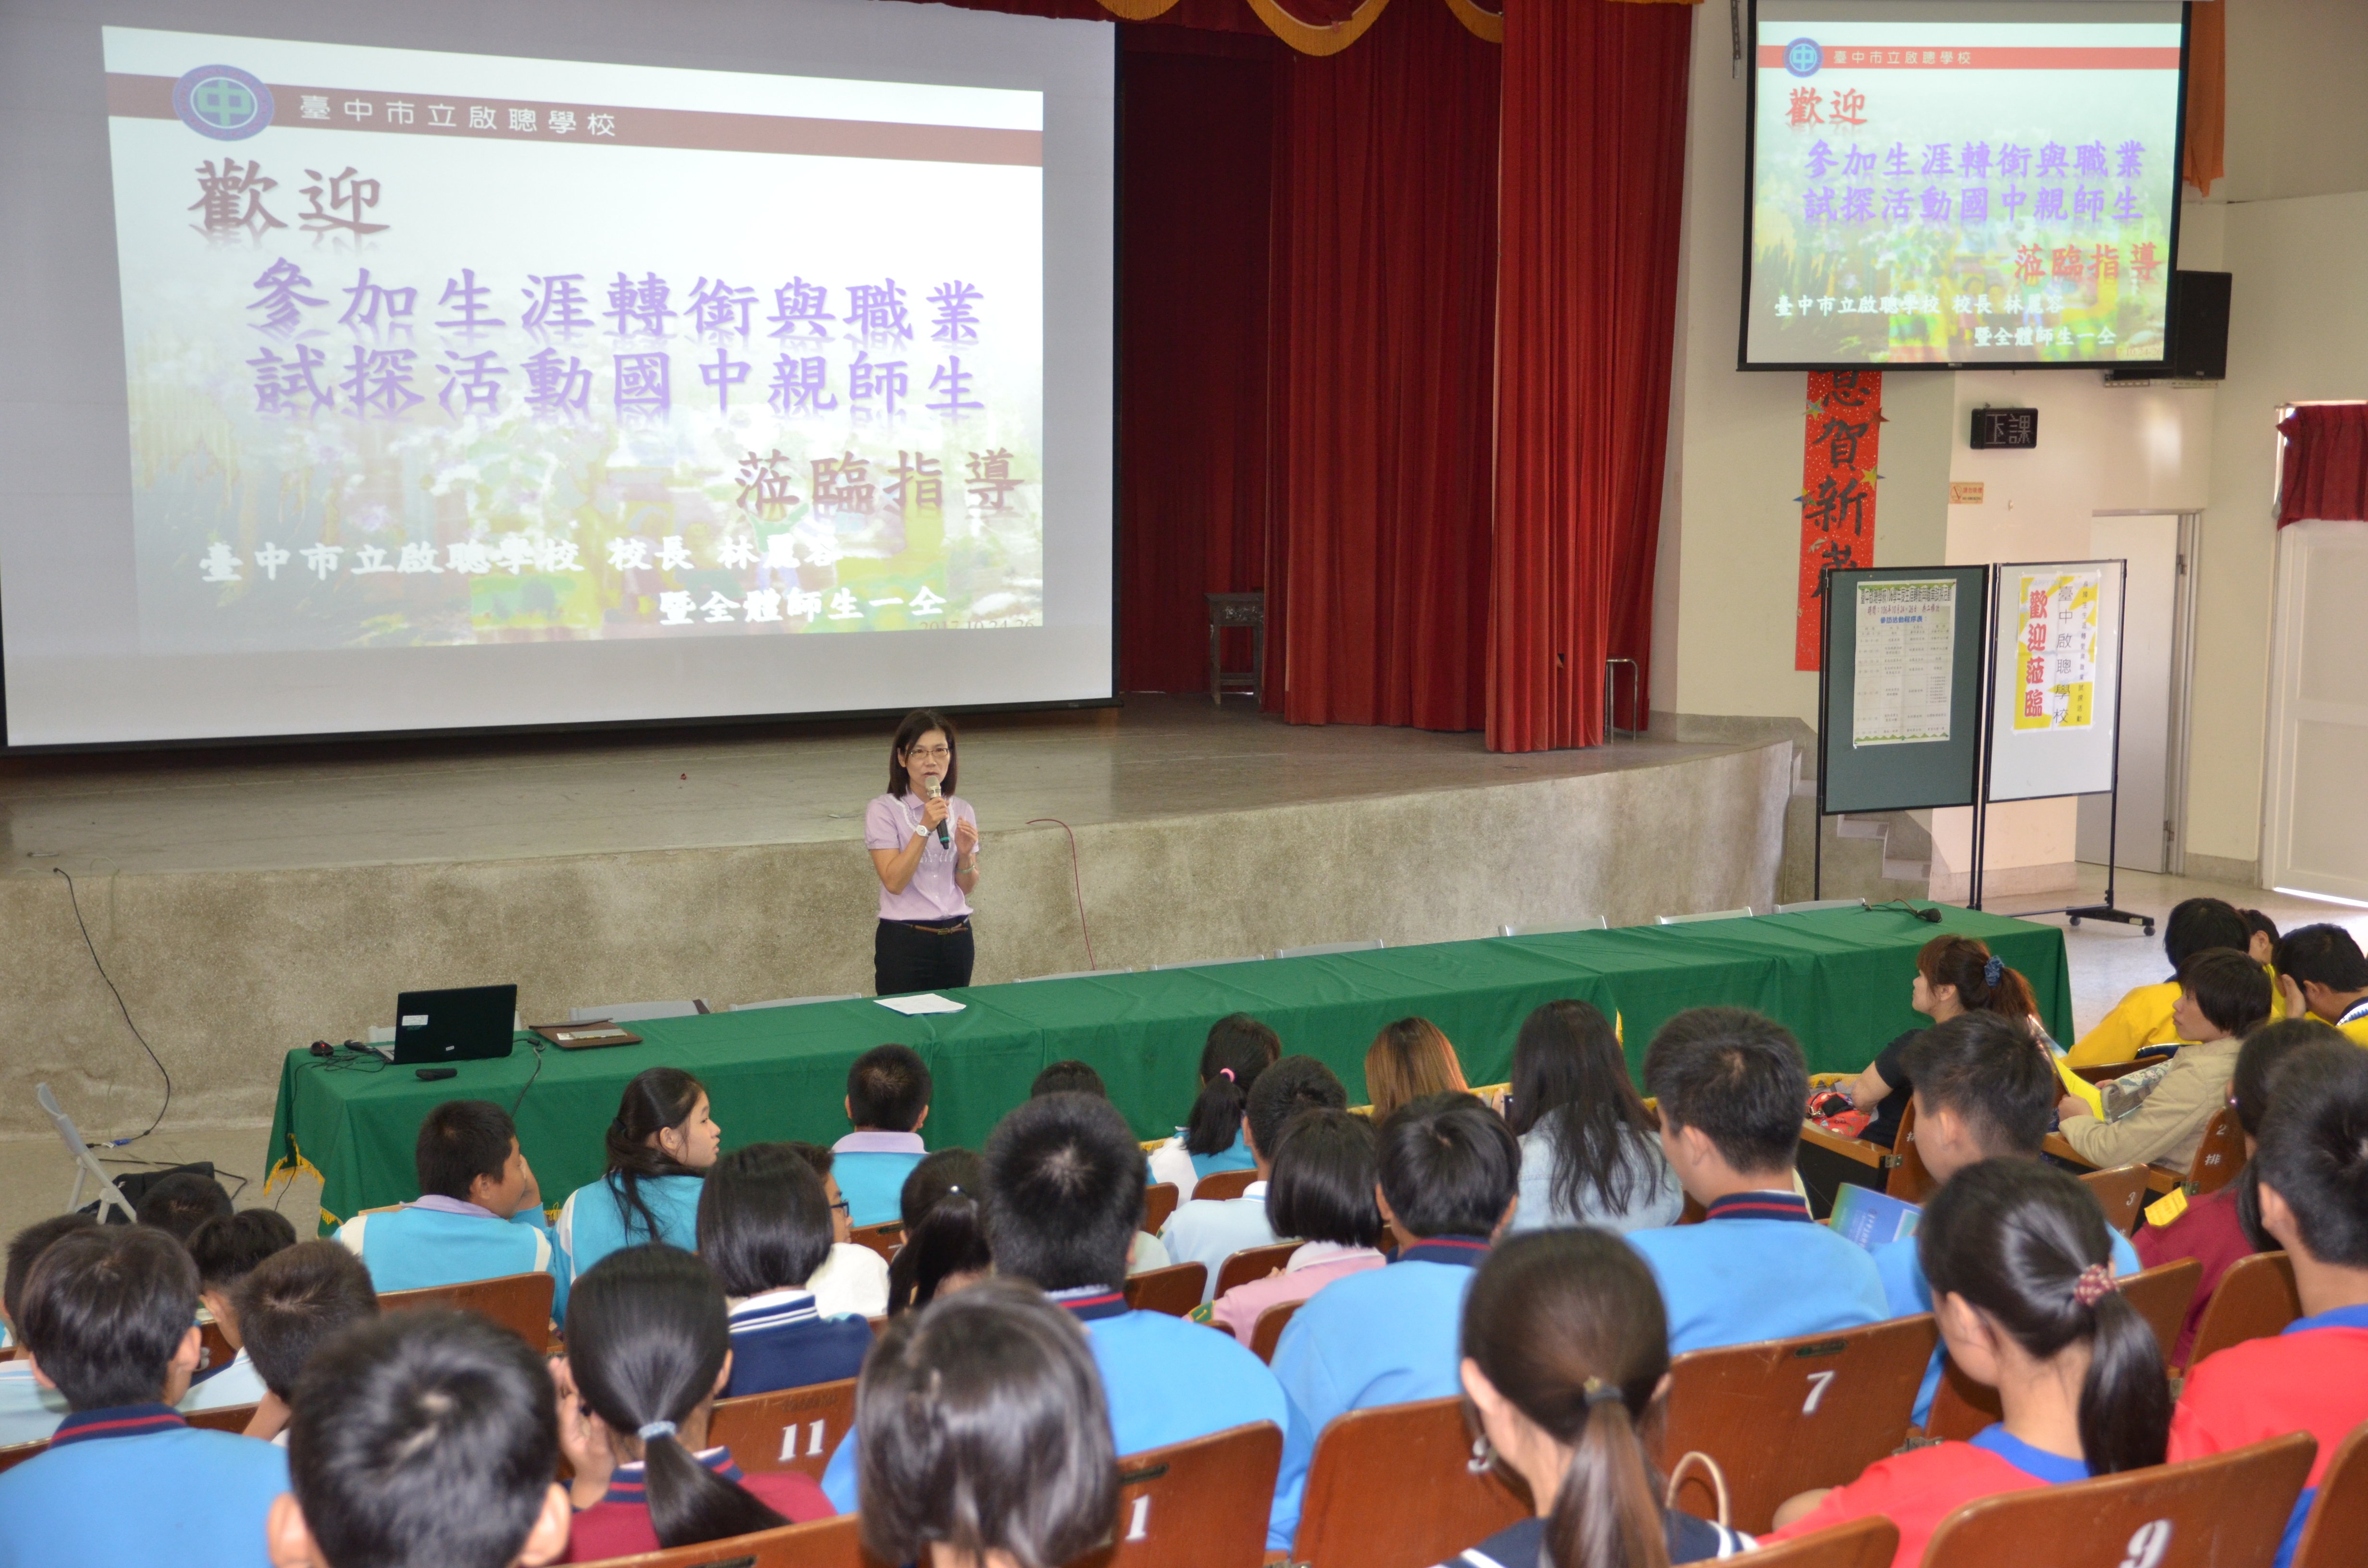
[1742,6,2184,368]
[104,27,1044,652]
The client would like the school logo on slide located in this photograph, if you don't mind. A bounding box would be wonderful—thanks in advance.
[1784,38,1823,78]
[173,65,274,141]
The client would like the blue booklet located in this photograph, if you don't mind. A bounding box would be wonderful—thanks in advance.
[1830,1183,1923,1250]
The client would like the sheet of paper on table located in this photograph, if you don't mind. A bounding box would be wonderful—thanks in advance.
[875,993,967,1016]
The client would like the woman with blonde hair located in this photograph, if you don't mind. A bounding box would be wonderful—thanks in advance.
[1365,1018,1468,1123]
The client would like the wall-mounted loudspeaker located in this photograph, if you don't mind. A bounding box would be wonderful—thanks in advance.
[2106,270,2229,383]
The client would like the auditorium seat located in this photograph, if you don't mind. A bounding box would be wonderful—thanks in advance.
[570,1511,868,1567]
[709,1377,857,1481]
[2292,1421,2368,1568]
[1122,1262,1206,1317]
[731,994,860,1010]
[2077,1164,2153,1235]
[1251,1298,1300,1363]
[2183,1250,2301,1373]
[1654,1315,1939,1532]
[1142,1182,1180,1235]
[1193,1169,1260,1203]
[1657,907,1756,924]
[184,1403,260,1433]
[568,1001,705,1022]
[1723,1518,1899,1568]
[378,1270,556,1346]
[1286,1395,1529,1568]
[1274,939,1383,959]
[1213,1241,1301,1298]
[848,1222,902,1263]
[1070,1421,1282,1568]
[1499,916,1609,936]
[1919,1432,2315,1568]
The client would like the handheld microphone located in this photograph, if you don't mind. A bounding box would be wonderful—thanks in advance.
[925,778,951,849]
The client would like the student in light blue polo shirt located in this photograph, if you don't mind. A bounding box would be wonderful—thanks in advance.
[1271,1092,1520,1456]
[557,1067,722,1290]
[1164,1055,1349,1302]
[824,1090,1312,1549]
[831,1045,933,1226]
[0,1225,287,1568]
[182,1208,297,1417]
[1628,1009,1888,1354]
[0,1213,93,1447]
[1881,1013,2143,1425]
[333,1099,565,1322]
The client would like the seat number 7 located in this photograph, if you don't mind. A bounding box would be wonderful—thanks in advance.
[1802,1369,1837,1414]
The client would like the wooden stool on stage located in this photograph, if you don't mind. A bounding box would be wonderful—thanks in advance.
[1206,591,1264,705]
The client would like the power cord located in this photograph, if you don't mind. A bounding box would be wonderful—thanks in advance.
[1866,899,1944,923]
[1026,817,1097,971]
[53,867,172,1146]
[509,1036,547,1117]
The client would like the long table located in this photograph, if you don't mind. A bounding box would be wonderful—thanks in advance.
[267,903,2069,1231]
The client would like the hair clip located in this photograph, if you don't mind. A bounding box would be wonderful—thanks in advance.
[1983,955,2005,988]
[637,1420,678,1442]
[1217,1067,1235,1083]
[2071,1263,2119,1308]
[1581,1376,1626,1411]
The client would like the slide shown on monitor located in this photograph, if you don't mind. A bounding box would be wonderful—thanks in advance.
[1742,0,2186,369]
[0,1,1112,746]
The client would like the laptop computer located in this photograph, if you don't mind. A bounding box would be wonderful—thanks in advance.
[392,984,519,1065]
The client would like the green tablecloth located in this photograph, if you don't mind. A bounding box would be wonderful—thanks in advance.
[267,903,2069,1232]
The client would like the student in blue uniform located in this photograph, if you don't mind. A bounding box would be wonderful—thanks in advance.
[697,1143,875,1397]
[886,1148,993,1315]
[1882,1012,2143,1424]
[235,1241,381,1445]
[1146,1014,1281,1198]
[265,1309,572,1568]
[0,1226,288,1568]
[0,1212,93,1446]
[333,1099,564,1320]
[556,1068,721,1289]
[825,1090,1310,1550]
[1163,1055,1348,1301]
[857,1279,1119,1568]
[831,1045,933,1226]
[1628,1008,1887,1353]
[1764,1160,2171,1568]
[1271,1092,1520,1455]
[182,1207,297,1416]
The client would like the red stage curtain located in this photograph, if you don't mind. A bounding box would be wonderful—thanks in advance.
[1117,32,1282,694]
[2276,404,2368,527]
[1268,0,1501,727]
[1487,0,1691,749]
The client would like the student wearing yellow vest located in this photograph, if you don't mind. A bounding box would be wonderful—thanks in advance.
[2273,925,2368,1047]
[2067,899,2272,1068]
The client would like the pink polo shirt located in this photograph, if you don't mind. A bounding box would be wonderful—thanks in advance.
[1209,1243,1386,1347]
[865,791,976,922]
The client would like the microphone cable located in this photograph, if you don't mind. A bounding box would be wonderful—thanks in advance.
[1026,817,1097,971]
[54,866,172,1146]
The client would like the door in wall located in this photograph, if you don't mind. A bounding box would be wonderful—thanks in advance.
[2263,519,2368,903]
[2078,514,2187,873]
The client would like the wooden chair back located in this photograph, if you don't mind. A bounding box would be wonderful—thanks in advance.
[1069,1421,1282,1568]
[1122,1262,1206,1317]
[847,1222,902,1264]
[2075,1059,2157,1084]
[1920,1431,2317,1568]
[570,1510,873,1567]
[1924,1260,2199,1442]
[1654,1314,1940,1533]
[185,1402,260,1434]
[0,1437,41,1475]
[379,1271,555,1347]
[1143,1182,1180,1237]
[1213,1242,1301,1299]
[2184,1250,2301,1372]
[197,1319,235,1378]
[1743,1517,1900,1568]
[1886,1098,1936,1202]
[708,1378,858,1481]
[2292,1420,2368,1568]
[1193,1169,1259,1203]
[1250,1298,1300,1364]
[2079,1164,2154,1236]
[2185,1107,2247,1196]
[1288,1396,1529,1568]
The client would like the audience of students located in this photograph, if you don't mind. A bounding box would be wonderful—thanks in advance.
[266,1308,570,1568]
[784,1141,892,1320]
[1163,1054,1348,1301]
[1503,999,1684,1233]
[554,1245,831,1561]
[1847,936,2043,1150]
[856,1279,1118,1568]
[333,1099,562,1315]
[2166,1037,2368,1568]
[1441,1228,1753,1568]
[182,1207,299,1413]
[0,1212,93,1446]
[1272,1093,1518,1466]
[234,1240,381,1444]
[1631,1008,1888,1353]
[1209,1108,1389,1347]
[2136,1017,2337,1365]
[1147,1014,1281,1199]
[2240,908,2282,968]
[2272,923,2368,1046]
[886,1148,993,1316]
[1021,1059,1172,1274]
[1365,1016,1471,1123]
[2058,946,2272,1173]
[2068,897,2256,1066]
[1764,1160,2171,1568]
[0,1225,289,1568]
[832,1045,934,1226]
[137,1168,237,1242]
[696,1144,874,1398]
[557,1068,720,1286]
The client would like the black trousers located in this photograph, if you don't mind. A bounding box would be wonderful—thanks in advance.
[875,919,975,996]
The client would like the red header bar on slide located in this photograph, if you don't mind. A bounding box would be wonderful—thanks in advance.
[1757,45,2180,70]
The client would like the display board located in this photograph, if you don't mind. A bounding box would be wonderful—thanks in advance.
[1986,558,2125,802]
[1817,564,1989,814]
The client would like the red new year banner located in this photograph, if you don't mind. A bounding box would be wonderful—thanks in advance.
[1795,369,1882,671]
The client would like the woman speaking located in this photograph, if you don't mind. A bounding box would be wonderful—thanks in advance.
[865,709,981,995]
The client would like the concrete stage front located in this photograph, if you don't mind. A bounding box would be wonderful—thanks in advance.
[1,698,1794,1137]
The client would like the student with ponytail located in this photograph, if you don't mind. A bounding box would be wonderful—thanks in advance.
[1438,1228,1751,1568]
[553,1245,829,1562]
[557,1069,721,1288]
[886,1148,994,1315]
[1146,1014,1280,1199]
[1847,935,2043,1149]
[1763,1160,2171,1568]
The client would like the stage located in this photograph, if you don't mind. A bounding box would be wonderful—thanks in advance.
[1,698,1793,1146]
